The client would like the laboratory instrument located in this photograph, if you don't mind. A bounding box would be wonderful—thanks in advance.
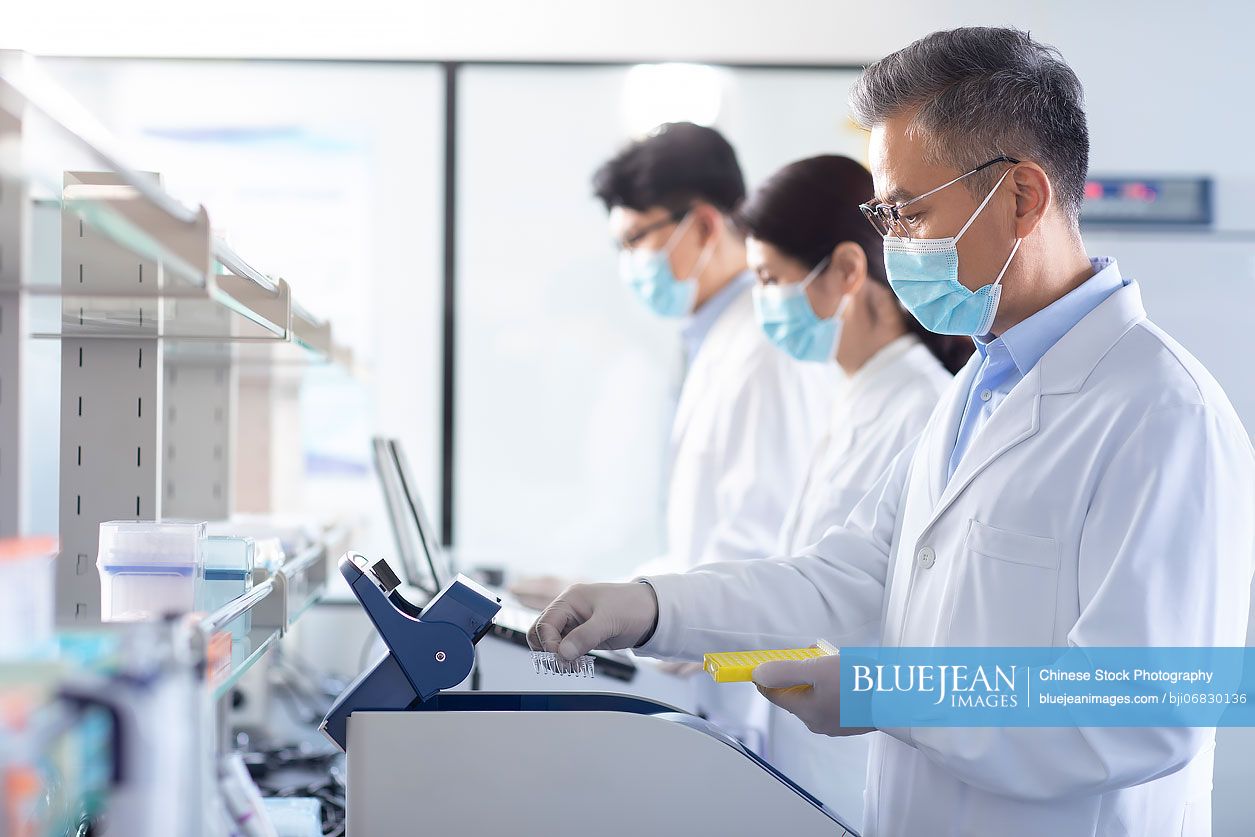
[321,552,861,836]
[371,436,639,682]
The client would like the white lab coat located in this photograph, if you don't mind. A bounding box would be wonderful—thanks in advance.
[636,282,831,748]
[640,279,1255,836]
[769,335,953,824]
[639,283,832,575]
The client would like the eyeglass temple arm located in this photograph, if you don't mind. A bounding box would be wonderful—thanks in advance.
[897,155,1022,212]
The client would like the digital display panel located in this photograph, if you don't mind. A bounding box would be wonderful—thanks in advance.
[1080,176,1212,227]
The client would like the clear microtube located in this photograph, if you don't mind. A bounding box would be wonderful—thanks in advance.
[531,651,596,678]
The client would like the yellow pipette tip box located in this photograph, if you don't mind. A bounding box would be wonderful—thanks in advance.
[703,640,838,683]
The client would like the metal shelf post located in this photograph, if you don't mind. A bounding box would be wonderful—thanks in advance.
[57,173,164,623]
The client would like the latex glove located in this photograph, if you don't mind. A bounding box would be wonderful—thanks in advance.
[753,652,874,737]
[508,575,573,611]
[527,581,659,661]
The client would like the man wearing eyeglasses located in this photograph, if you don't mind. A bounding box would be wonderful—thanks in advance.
[530,27,1255,836]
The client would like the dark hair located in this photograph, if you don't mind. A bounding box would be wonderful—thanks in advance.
[592,122,746,216]
[737,155,972,374]
[850,27,1089,223]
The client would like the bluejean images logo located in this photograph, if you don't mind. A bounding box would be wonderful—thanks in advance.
[850,662,1019,708]
[838,647,1253,728]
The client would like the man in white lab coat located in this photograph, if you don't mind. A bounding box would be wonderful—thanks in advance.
[530,28,1255,836]
[514,122,831,746]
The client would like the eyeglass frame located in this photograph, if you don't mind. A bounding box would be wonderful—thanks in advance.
[858,155,1022,240]
[618,207,690,250]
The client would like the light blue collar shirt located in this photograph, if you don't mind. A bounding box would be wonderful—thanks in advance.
[947,256,1127,480]
[680,271,754,363]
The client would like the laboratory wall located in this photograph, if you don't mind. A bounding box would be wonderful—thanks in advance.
[454,65,866,578]
[9,0,1255,229]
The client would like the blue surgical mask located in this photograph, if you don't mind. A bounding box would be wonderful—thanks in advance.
[882,169,1022,336]
[752,256,850,363]
[618,213,714,318]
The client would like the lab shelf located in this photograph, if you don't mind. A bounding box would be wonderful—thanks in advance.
[0,58,342,365]
[281,540,331,625]
[201,573,285,701]
[199,535,332,701]
[22,267,292,345]
[291,302,332,358]
[233,304,348,369]
[212,625,283,701]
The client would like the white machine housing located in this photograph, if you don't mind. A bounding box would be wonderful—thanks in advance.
[346,698,860,836]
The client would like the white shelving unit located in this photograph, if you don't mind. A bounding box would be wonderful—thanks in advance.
[0,53,351,622]
[0,52,363,836]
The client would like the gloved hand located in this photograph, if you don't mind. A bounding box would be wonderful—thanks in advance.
[753,652,875,737]
[508,575,574,611]
[527,581,659,661]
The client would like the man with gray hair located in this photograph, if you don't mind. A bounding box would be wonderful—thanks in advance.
[531,27,1255,835]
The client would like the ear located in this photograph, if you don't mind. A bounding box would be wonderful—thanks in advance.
[829,241,868,298]
[690,202,725,244]
[1010,162,1052,239]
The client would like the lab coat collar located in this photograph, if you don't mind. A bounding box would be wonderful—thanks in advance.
[924,269,1145,522]
[1037,269,1143,395]
[972,256,1123,377]
[845,333,919,392]
[930,364,1044,522]
[839,335,926,432]
[680,271,754,363]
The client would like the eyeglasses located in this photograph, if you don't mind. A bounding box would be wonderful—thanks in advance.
[859,155,1021,239]
[620,209,688,250]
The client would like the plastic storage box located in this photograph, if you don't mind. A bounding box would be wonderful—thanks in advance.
[251,536,286,574]
[0,537,57,659]
[199,536,255,639]
[207,515,310,560]
[97,521,206,622]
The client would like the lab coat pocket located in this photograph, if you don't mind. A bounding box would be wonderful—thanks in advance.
[947,520,1059,645]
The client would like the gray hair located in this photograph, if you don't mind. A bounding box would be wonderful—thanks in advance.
[850,27,1089,223]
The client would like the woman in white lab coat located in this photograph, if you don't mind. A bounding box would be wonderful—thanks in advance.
[739,155,969,818]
